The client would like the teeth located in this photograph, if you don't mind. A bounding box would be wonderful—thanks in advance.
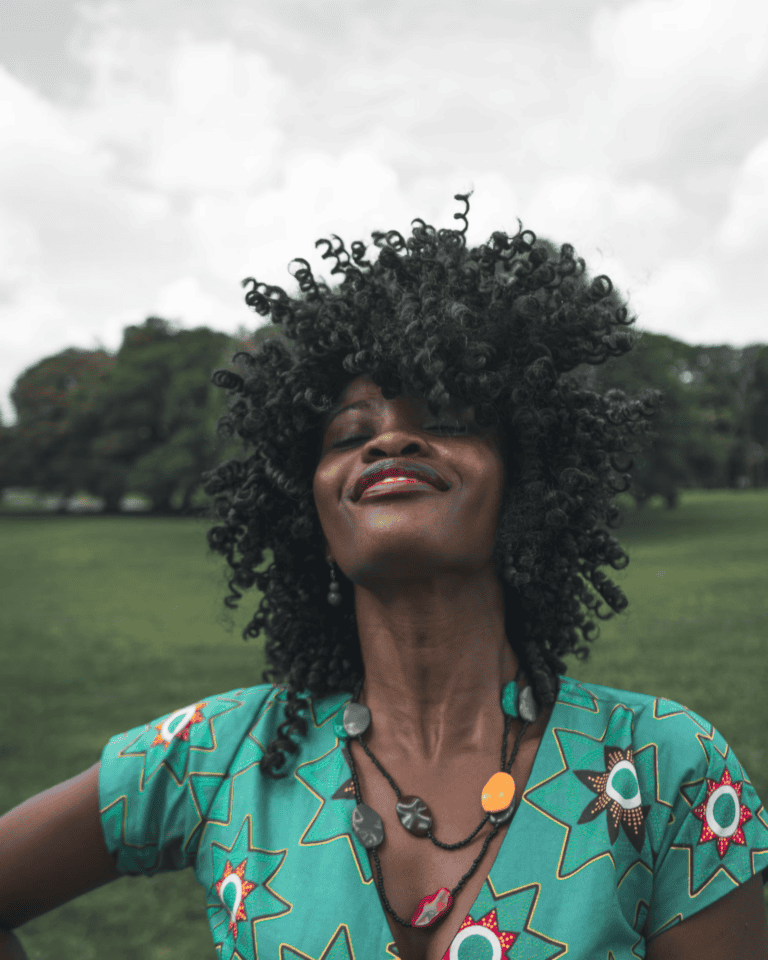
[365,476,428,491]
[373,476,421,485]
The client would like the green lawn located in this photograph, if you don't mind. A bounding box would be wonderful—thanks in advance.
[1,490,766,956]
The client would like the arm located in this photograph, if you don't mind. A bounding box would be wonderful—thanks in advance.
[646,872,768,960]
[0,762,122,932]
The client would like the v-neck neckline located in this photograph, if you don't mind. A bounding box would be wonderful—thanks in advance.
[332,676,565,956]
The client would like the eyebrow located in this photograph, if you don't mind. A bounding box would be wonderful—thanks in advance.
[323,400,372,429]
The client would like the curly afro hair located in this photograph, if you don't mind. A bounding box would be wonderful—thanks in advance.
[201,191,662,779]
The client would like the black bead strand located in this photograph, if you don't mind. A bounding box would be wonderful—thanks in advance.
[344,676,532,928]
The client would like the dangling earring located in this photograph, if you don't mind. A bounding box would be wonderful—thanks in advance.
[327,558,342,606]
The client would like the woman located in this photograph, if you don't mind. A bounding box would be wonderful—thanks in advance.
[1,194,766,960]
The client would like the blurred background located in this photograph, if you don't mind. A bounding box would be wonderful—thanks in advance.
[1,1,767,955]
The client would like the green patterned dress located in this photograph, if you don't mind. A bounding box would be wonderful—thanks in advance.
[99,676,768,959]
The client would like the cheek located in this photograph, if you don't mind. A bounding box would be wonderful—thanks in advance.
[472,457,505,517]
[314,462,344,493]
[313,464,343,522]
[472,473,504,520]
[312,476,327,518]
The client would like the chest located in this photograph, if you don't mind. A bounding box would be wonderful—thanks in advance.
[346,728,544,960]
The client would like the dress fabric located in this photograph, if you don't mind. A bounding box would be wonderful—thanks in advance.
[98,675,768,959]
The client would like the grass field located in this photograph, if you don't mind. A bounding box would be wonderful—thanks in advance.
[1,489,767,956]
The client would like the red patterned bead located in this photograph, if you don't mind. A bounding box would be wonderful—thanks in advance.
[411,887,453,927]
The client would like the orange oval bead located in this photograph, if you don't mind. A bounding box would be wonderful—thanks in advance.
[481,771,516,813]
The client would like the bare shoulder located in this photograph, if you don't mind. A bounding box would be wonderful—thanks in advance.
[0,762,122,931]
[646,872,768,960]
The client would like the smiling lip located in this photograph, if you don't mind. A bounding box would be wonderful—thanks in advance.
[359,478,437,498]
[355,462,448,501]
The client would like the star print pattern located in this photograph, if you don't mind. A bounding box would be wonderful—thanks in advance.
[150,701,208,748]
[215,859,258,943]
[205,816,291,960]
[441,907,517,960]
[691,766,754,859]
[574,745,651,852]
[97,677,768,959]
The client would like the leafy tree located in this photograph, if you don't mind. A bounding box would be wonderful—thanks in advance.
[0,348,114,508]
[0,317,286,514]
[54,318,176,512]
[61,317,235,513]
[745,346,768,488]
[684,343,766,490]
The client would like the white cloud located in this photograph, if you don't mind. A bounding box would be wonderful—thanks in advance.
[0,56,182,298]
[592,0,768,93]
[0,206,40,290]
[0,64,107,181]
[717,136,768,251]
[71,26,290,193]
[152,275,245,331]
[147,41,287,192]
[523,174,684,269]
[0,63,110,222]
[187,148,408,288]
[589,0,768,161]
[629,259,720,337]
[1,284,69,347]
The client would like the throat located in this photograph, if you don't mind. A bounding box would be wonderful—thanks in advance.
[359,708,520,769]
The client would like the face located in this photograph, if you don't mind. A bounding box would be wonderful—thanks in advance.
[313,375,507,589]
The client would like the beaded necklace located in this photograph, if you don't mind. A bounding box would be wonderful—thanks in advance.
[333,670,538,929]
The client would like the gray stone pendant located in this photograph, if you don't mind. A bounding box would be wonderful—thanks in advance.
[396,795,432,837]
[489,796,516,827]
[518,685,539,723]
[501,680,539,723]
[343,701,371,738]
[352,802,384,849]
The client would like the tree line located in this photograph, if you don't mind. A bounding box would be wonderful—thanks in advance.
[1,312,766,516]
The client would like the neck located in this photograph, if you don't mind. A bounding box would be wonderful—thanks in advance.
[352,564,523,763]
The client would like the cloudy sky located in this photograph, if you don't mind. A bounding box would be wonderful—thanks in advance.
[2,0,768,427]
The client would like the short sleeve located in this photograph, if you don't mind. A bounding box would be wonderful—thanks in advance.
[98,685,273,877]
[646,702,768,940]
